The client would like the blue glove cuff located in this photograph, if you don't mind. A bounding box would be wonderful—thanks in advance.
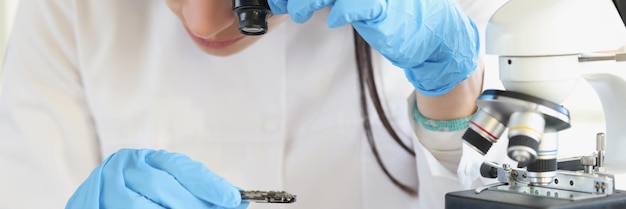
[412,101,471,132]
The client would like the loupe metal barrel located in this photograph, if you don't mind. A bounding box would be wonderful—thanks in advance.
[462,109,506,155]
[507,111,545,167]
[233,0,272,35]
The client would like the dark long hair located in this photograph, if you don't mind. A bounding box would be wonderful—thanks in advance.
[353,29,418,196]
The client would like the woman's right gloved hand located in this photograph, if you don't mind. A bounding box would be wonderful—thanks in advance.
[268,0,480,96]
[65,149,248,209]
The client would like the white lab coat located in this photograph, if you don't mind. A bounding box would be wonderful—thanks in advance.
[0,0,509,209]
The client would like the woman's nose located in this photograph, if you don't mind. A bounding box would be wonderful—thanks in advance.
[182,0,235,38]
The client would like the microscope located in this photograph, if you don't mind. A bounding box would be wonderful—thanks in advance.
[446,0,626,208]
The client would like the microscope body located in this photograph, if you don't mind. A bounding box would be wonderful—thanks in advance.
[446,0,626,208]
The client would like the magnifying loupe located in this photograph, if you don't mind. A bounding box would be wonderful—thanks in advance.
[232,0,272,36]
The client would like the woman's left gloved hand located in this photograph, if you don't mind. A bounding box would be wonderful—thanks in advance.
[65,149,248,209]
[268,0,480,96]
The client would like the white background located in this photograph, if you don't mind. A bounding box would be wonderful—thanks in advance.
[0,0,19,74]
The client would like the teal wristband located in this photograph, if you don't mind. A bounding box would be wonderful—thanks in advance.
[412,103,472,132]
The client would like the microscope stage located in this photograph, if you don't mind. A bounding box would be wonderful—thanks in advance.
[445,189,626,209]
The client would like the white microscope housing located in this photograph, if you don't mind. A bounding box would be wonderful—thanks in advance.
[447,1,626,207]
[482,0,626,189]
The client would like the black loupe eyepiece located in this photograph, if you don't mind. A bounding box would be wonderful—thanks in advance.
[233,0,272,36]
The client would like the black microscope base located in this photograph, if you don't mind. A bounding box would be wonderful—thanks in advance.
[445,189,626,209]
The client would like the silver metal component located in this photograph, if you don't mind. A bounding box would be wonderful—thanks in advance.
[528,171,557,186]
[582,156,597,174]
[490,185,608,201]
[528,133,558,186]
[596,133,606,171]
[481,162,615,200]
[537,132,559,160]
[471,90,570,165]
[464,90,622,202]
[471,110,507,144]
[549,170,614,195]
[597,133,607,150]
[508,112,545,141]
[509,147,537,164]
[495,163,530,185]
[581,156,597,166]
[507,111,545,165]
[502,163,511,170]
[463,109,507,155]
[475,182,507,194]
[579,53,626,62]
[473,90,571,133]
[618,53,626,62]
[240,190,297,203]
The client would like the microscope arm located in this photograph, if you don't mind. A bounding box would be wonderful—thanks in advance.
[582,72,626,190]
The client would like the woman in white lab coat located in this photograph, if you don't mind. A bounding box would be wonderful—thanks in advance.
[0,0,507,208]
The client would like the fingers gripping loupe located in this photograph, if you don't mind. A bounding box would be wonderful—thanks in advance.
[233,0,272,36]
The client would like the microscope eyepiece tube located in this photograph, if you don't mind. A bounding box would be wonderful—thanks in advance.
[462,109,506,155]
[233,0,272,36]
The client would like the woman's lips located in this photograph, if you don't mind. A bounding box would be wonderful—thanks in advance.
[186,29,245,49]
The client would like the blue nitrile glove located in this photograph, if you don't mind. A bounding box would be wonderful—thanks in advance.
[268,0,480,96]
[65,149,249,209]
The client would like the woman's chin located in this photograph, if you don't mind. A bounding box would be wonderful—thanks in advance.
[202,37,262,56]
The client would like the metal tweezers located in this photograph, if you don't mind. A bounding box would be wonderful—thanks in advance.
[240,190,297,203]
